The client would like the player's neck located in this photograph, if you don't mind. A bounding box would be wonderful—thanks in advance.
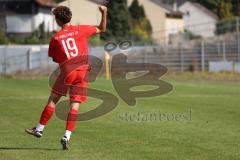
[61,23,71,29]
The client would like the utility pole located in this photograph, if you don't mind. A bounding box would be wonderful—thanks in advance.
[173,0,177,12]
[201,41,205,72]
[238,0,240,16]
[237,0,240,62]
[237,16,240,62]
[68,0,71,8]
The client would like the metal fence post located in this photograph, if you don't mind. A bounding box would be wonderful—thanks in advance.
[222,41,226,61]
[180,44,184,72]
[27,49,32,70]
[236,16,240,62]
[3,46,7,74]
[217,42,221,56]
[201,41,205,72]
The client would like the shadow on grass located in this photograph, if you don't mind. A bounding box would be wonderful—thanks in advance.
[0,147,60,151]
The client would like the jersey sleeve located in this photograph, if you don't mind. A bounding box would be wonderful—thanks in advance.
[79,25,98,37]
[48,38,58,62]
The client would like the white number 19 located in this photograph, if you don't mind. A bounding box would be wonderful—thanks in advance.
[62,38,79,59]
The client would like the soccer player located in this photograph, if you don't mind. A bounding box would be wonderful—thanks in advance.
[25,5,107,150]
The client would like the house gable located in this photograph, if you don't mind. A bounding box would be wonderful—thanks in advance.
[179,1,218,38]
[0,0,36,14]
[180,2,218,21]
[0,0,55,15]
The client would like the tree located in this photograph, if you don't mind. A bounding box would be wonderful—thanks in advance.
[185,0,234,35]
[162,0,237,35]
[129,0,145,19]
[192,0,218,15]
[101,0,131,42]
[129,0,152,42]
[188,0,233,19]
[0,31,8,44]
[163,0,237,19]
[214,0,235,35]
[231,0,240,16]
[238,0,240,16]
[217,0,233,19]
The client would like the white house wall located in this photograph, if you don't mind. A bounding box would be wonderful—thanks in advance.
[165,18,184,42]
[59,0,182,44]
[6,15,33,33]
[179,2,217,38]
[6,8,56,33]
[34,12,57,32]
[60,0,100,25]
[128,0,169,43]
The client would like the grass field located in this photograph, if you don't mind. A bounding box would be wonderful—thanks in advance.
[0,76,240,160]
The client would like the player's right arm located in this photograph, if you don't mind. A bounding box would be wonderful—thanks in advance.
[96,5,107,33]
[78,6,107,37]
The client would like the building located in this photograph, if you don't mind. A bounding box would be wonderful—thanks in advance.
[59,0,184,44]
[179,1,218,38]
[59,0,101,25]
[165,11,184,45]
[0,0,57,37]
[127,0,184,44]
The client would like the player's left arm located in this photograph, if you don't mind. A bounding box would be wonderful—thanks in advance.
[96,5,107,33]
[48,38,57,63]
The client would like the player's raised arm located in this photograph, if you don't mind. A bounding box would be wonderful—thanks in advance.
[96,5,107,33]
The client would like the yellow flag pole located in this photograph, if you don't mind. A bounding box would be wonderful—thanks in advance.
[105,51,110,80]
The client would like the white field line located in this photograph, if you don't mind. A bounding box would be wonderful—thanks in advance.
[0,94,233,100]
[176,94,232,98]
[0,96,48,100]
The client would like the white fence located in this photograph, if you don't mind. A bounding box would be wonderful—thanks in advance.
[0,45,107,74]
[0,45,53,74]
[0,38,240,74]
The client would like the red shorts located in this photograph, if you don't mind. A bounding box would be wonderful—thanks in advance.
[52,69,88,103]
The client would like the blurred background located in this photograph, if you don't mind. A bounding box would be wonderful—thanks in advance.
[1,1,240,159]
[0,0,240,74]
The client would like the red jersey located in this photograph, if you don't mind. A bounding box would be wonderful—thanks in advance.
[49,25,97,103]
[48,25,97,66]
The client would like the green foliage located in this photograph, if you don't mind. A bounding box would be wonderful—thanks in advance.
[231,0,239,16]
[102,0,152,43]
[215,17,236,35]
[0,30,8,44]
[101,0,131,42]
[130,19,152,42]
[217,0,233,19]
[188,0,235,35]
[190,0,233,19]
[184,29,202,40]
[191,0,218,15]
[129,0,152,42]
[88,35,105,46]
[129,0,145,19]
[0,77,240,159]
[8,22,52,44]
[208,0,235,35]
[25,31,43,44]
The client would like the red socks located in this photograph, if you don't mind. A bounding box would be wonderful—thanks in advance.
[38,105,78,136]
[66,109,78,131]
[39,105,55,125]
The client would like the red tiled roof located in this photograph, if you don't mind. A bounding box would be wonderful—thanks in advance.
[35,0,56,7]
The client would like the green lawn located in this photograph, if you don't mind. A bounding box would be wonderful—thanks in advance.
[0,77,240,160]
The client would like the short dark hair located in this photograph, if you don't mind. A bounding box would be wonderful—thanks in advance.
[53,6,72,24]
